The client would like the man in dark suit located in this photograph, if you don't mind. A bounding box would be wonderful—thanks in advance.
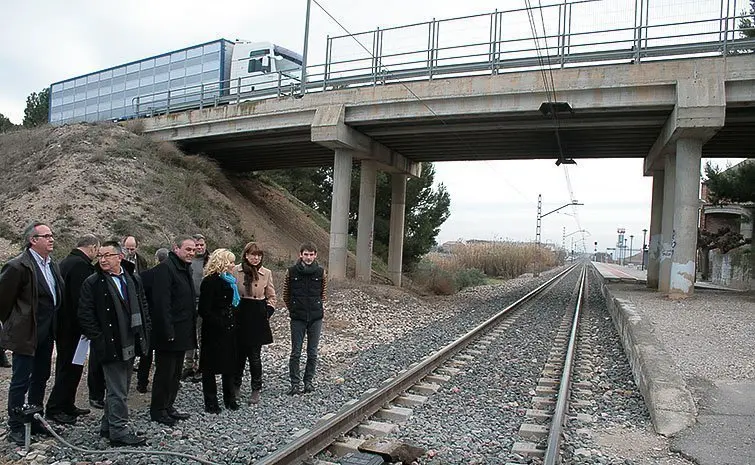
[135,247,169,394]
[0,222,64,445]
[122,236,150,275]
[45,234,100,424]
[149,236,197,426]
[78,240,150,447]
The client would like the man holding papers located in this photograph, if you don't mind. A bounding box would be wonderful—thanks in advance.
[78,240,151,447]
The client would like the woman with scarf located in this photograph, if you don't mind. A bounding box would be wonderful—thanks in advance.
[232,242,277,405]
[198,248,240,413]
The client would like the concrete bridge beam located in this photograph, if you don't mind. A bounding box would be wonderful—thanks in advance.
[328,149,353,280]
[647,170,664,289]
[388,174,407,287]
[356,161,377,282]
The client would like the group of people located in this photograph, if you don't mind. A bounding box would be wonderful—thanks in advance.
[0,222,327,447]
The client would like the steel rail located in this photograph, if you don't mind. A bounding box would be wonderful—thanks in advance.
[254,264,579,465]
[543,264,588,465]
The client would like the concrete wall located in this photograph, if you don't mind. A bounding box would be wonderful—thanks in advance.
[590,266,696,436]
[709,246,753,290]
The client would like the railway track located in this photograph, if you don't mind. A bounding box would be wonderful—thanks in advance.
[254,264,590,465]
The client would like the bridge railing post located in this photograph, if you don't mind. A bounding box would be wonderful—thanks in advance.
[324,35,331,91]
[489,10,500,74]
[165,90,171,115]
[236,77,241,104]
[199,84,204,110]
[373,27,381,86]
[277,72,282,97]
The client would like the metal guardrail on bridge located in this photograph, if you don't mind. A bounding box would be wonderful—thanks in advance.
[133,0,755,117]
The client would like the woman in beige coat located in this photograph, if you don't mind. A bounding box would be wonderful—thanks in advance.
[232,242,276,404]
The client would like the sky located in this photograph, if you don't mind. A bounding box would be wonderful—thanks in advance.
[0,0,745,257]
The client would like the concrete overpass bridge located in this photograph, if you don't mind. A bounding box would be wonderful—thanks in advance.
[141,3,755,297]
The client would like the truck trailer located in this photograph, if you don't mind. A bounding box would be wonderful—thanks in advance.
[49,39,302,125]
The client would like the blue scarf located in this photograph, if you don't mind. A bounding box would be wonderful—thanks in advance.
[220,272,240,307]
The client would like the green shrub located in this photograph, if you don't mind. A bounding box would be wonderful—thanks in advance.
[454,268,486,290]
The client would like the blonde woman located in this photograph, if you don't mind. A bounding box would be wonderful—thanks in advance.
[232,242,276,405]
[198,249,240,413]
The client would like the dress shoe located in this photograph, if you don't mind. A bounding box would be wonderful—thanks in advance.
[224,400,239,411]
[287,385,303,396]
[151,414,177,427]
[167,409,190,420]
[136,383,148,394]
[6,429,26,446]
[69,406,91,416]
[46,412,77,425]
[204,404,221,414]
[110,433,147,447]
[249,390,261,404]
[303,382,315,394]
[99,429,109,439]
[89,399,105,409]
[0,351,11,368]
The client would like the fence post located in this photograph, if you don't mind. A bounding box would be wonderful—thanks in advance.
[489,11,498,74]
[166,90,171,114]
[199,84,204,109]
[324,35,331,91]
[236,77,241,104]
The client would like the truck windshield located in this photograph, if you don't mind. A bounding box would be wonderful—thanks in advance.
[248,49,271,73]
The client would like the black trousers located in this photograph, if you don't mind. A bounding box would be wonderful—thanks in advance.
[136,350,153,388]
[201,372,235,406]
[87,346,106,403]
[150,350,184,417]
[45,330,84,415]
[234,344,263,392]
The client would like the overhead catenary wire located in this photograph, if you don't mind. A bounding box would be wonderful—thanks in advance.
[310,0,536,208]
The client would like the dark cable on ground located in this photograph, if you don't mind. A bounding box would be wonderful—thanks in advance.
[33,414,223,465]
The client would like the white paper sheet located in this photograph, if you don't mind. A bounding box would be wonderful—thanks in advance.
[72,336,90,366]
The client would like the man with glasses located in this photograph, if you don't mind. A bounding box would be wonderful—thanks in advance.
[0,222,63,445]
[45,234,100,426]
[149,236,197,426]
[78,240,150,446]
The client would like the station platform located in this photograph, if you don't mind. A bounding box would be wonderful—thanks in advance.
[590,263,755,465]
[591,261,742,291]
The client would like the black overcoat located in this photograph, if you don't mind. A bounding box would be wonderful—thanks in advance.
[57,249,95,354]
[149,252,197,352]
[77,261,151,363]
[198,274,237,374]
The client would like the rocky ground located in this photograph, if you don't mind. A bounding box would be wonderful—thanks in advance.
[0,270,744,465]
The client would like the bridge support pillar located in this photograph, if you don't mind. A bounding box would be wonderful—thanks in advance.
[388,174,407,286]
[647,170,664,289]
[669,139,703,298]
[658,154,676,294]
[328,149,354,280]
[356,161,377,282]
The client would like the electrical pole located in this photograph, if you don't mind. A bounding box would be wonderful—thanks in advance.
[629,234,634,265]
[300,0,312,96]
[535,194,542,277]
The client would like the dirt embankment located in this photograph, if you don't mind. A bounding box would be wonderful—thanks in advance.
[0,123,333,267]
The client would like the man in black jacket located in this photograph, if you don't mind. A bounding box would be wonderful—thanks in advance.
[78,240,150,447]
[135,247,169,393]
[45,234,100,425]
[283,242,327,396]
[149,236,197,426]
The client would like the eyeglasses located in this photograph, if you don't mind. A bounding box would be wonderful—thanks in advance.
[33,234,54,240]
[97,253,120,260]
